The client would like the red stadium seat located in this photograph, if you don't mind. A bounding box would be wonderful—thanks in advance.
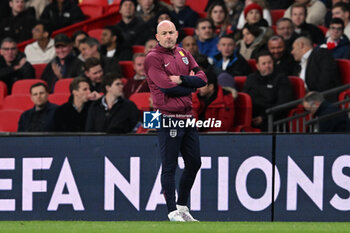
[234,76,246,91]
[119,61,135,79]
[129,92,151,111]
[88,28,103,43]
[232,92,260,132]
[0,109,23,132]
[132,45,145,54]
[48,93,70,105]
[318,25,328,36]
[287,106,311,133]
[336,59,350,84]
[248,59,257,72]
[183,27,195,36]
[106,4,120,13]
[0,81,8,109]
[80,0,108,7]
[3,95,33,111]
[270,9,285,25]
[288,76,306,99]
[339,89,350,109]
[33,63,48,79]
[12,79,47,95]
[186,0,208,14]
[54,78,74,94]
[80,4,104,19]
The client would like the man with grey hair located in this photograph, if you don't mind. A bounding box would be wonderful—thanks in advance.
[79,37,123,77]
[0,37,35,92]
[302,91,350,132]
[145,20,207,222]
[291,36,340,101]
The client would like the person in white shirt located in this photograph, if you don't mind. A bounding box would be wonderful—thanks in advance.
[24,22,55,64]
[284,0,327,25]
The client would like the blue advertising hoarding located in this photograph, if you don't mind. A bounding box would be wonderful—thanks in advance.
[274,134,350,221]
[0,135,273,221]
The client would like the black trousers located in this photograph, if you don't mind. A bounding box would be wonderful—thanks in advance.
[157,122,201,213]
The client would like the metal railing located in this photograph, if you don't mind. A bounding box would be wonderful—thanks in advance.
[266,83,350,133]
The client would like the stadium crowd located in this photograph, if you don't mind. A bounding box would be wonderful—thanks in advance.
[1,0,350,133]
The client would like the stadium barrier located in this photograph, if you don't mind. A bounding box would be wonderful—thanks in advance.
[0,134,349,221]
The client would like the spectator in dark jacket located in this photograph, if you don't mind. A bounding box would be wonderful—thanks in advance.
[115,0,152,46]
[290,3,325,45]
[291,36,341,101]
[212,35,251,76]
[100,25,133,61]
[320,18,350,59]
[170,0,199,28]
[0,37,35,92]
[0,0,36,43]
[302,91,350,132]
[242,51,294,131]
[41,34,83,92]
[53,77,101,132]
[40,0,85,31]
[18,82,58,132]
[267,35,299,76]
[85,72,140,133]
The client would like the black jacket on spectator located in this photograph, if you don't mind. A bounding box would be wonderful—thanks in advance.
[297,22,325,45]
[83,75,102,93]
[18,102,58,132]
[100,45,133,61]
[274,52,299,76]
[0,7,36,43]
[40,0,85,31]
[115,17,152,46]
[100,55,123,76]
[85,96,140,133]
[41,53,83,92]
[0,52,35,92]
[242,71,294,130]
[53,96,92,132]
[305,48,340,101]
[170,6,199,28]
[314,101,350,132]
[212,49,251,77]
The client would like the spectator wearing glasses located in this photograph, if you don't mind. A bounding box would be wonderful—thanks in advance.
[85,72,140,133]
[41,34,83,92]
[320,18,350,59]
[0,37,35,92]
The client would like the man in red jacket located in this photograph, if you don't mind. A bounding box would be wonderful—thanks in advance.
[144,20,207,222]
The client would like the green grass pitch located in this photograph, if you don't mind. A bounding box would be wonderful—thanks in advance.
[0,221,350,233]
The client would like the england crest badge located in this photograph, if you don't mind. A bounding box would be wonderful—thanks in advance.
[182,57,189,65]
[170,129,177,138]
